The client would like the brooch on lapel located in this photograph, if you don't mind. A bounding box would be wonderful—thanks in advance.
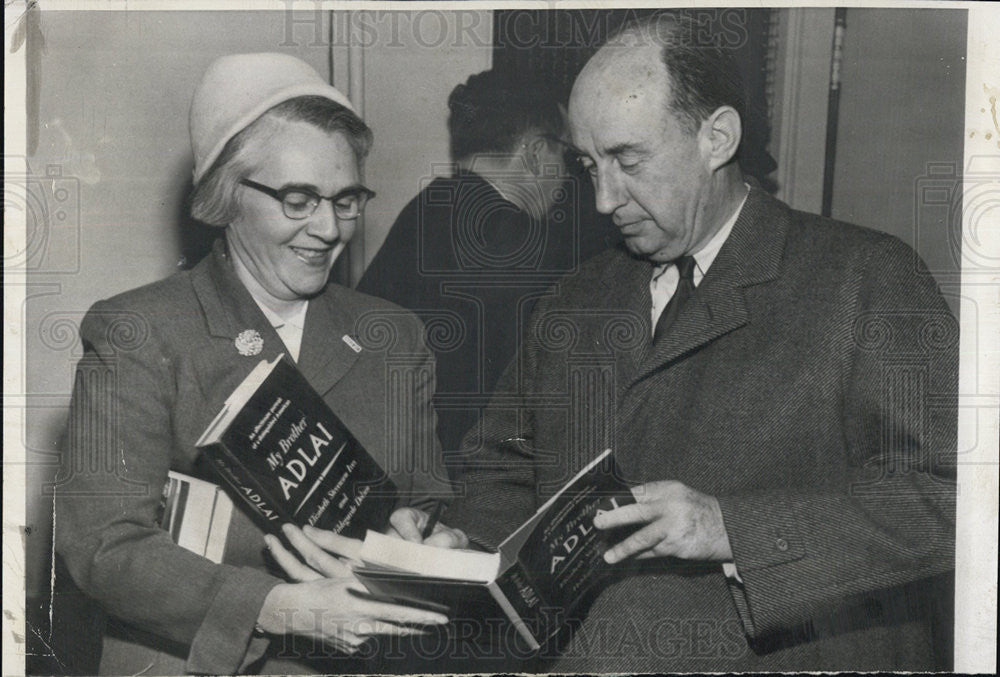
[235,329,263,356]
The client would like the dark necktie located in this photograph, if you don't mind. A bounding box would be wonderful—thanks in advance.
[653,255,696,343]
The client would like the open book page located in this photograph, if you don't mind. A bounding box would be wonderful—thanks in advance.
[500,448,636,612]
[357,530,501,582]
[352,449,636,650]
[497,448,616,560]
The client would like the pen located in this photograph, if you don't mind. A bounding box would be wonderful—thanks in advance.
[421,502,444,541]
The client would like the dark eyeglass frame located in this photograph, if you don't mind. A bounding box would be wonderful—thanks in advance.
[240,178,376,221]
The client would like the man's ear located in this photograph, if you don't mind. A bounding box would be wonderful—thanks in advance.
[526,135,549,175]
[699,106,742,171]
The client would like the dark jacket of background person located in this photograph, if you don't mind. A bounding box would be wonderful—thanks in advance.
[54,241,452,675]
[358,169,617,460]
[443,188,957,672]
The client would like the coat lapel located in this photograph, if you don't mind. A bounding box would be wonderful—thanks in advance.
[629,188,789,385]
[296,284,362,396]
[191,240,277,343]
[184,241,289,418]
[605,251,658,391]
[190,239,359,396]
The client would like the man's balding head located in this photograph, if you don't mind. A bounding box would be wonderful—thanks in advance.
[567,13,747,263]
[581,14,748,135]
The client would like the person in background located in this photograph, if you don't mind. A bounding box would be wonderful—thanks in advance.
[53,52,460,675]
[357,69,617,462]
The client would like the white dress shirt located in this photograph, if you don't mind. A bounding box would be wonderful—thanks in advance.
[250,295,308,363]
[649,187,750,334]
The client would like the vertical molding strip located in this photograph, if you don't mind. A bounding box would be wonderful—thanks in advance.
[772,8,836,213]
[763,9,781,134]
[775,9,807,208]
[347,13,367,288]
[328,10,368,288]
[820,9,847,217]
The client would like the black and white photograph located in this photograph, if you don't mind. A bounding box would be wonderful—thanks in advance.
[4,2,998,675]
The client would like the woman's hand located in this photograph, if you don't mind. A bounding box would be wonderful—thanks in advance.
[257,524,448,654]
[387,507,470,548]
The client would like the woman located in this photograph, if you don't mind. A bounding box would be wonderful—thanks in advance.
[54,52,460,675]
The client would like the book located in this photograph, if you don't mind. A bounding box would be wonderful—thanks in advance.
[195,354,396,539]
[352,448,635,650]
[158,471,234,563]
[126,472,259,675]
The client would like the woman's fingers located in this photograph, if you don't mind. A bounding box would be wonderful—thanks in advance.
[267,575,449,652]
[387,507,470,549]
[352,619,437,638]
[301,524,363,562]
[388,507,427,542]
[423,526,469,549]
[321,620,434,655]
[352,592,449,627]
[282,524,352,577]
[264,534,323,582]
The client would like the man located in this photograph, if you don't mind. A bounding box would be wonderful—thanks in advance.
[425,14,957,672]
[358,69,616,460]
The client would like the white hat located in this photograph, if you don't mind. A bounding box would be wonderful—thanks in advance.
[190,52,358,183]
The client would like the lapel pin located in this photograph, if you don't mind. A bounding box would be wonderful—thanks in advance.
[235,329,264,356]
[342,334,362,353]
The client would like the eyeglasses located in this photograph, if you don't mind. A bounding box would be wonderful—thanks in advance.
[240,178,376,221]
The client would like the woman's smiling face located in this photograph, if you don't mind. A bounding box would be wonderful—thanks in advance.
[227,119,361,304]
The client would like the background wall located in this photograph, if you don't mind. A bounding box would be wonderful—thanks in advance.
[769,8,966,312]
[830,8,966,300]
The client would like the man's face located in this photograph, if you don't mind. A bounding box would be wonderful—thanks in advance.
[568,46,714,263]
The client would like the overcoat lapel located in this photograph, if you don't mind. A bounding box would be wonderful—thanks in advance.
[629,188,789,385]
[605,253,658,393]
